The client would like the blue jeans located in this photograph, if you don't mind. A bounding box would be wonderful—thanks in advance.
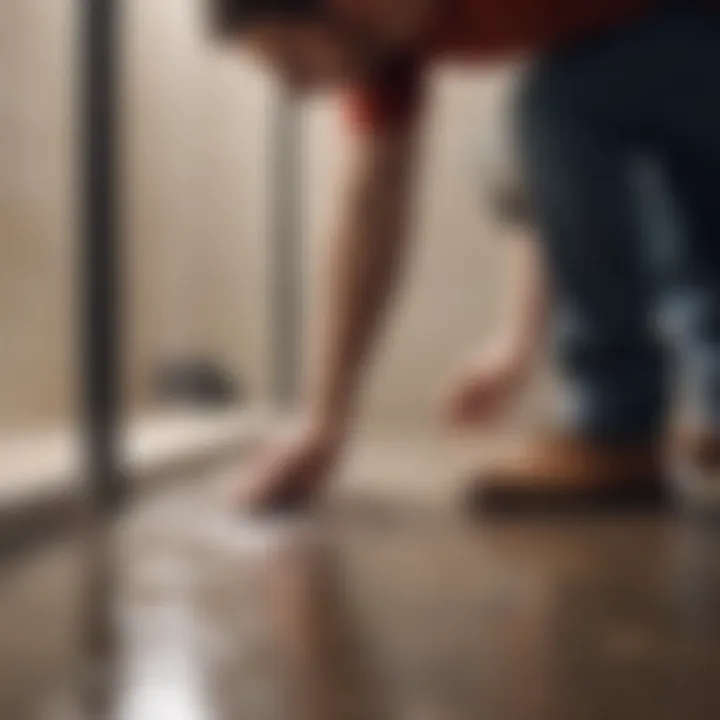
[516,3,720,440]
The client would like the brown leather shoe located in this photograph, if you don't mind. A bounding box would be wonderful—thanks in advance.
[465,433,668,513]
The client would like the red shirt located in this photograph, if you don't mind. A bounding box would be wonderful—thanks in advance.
[346,0,656,131]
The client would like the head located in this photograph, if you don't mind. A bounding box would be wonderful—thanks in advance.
[210,0,424,91]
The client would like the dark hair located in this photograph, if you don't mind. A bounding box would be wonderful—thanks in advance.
[210,0,323,36]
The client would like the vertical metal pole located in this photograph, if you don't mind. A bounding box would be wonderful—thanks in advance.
[79,4,123,705]
[83,0,124,513]
[271,88,303,408]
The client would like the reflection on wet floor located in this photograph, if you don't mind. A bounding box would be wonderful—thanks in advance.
[1,483,720,719]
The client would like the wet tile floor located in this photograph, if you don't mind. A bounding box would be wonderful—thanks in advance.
[1,479,720,720]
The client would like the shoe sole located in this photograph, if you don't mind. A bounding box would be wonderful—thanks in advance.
[465,476,671,517]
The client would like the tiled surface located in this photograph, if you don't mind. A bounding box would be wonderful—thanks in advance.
[1,453,719,720]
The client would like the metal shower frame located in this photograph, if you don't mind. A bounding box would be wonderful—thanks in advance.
[83,0,301,511]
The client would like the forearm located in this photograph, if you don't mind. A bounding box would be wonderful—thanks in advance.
[307,132,417,429]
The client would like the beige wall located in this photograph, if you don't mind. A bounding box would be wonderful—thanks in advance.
[0,0,547,435]
[0,0,76,433]
[0,0,274,432]
[122,0,273,408]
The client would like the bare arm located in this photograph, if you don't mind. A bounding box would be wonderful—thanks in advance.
[307,127,420,432]
[443,228,551,428]
[235,125,420,511]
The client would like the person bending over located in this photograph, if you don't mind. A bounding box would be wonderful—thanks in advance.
[210,0,720,512]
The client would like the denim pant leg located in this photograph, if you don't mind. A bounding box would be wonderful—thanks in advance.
[515,34,667,440]
[649,8,720,430]
[516,2,720,438]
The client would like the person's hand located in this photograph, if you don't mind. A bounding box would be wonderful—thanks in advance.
[231,417,345,514]
[442,339,531,429]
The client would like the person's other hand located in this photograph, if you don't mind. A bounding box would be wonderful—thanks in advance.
[442,340,530,429]
[231,418,344,514]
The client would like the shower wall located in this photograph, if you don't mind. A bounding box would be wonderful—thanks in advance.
[0,0,547,436]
